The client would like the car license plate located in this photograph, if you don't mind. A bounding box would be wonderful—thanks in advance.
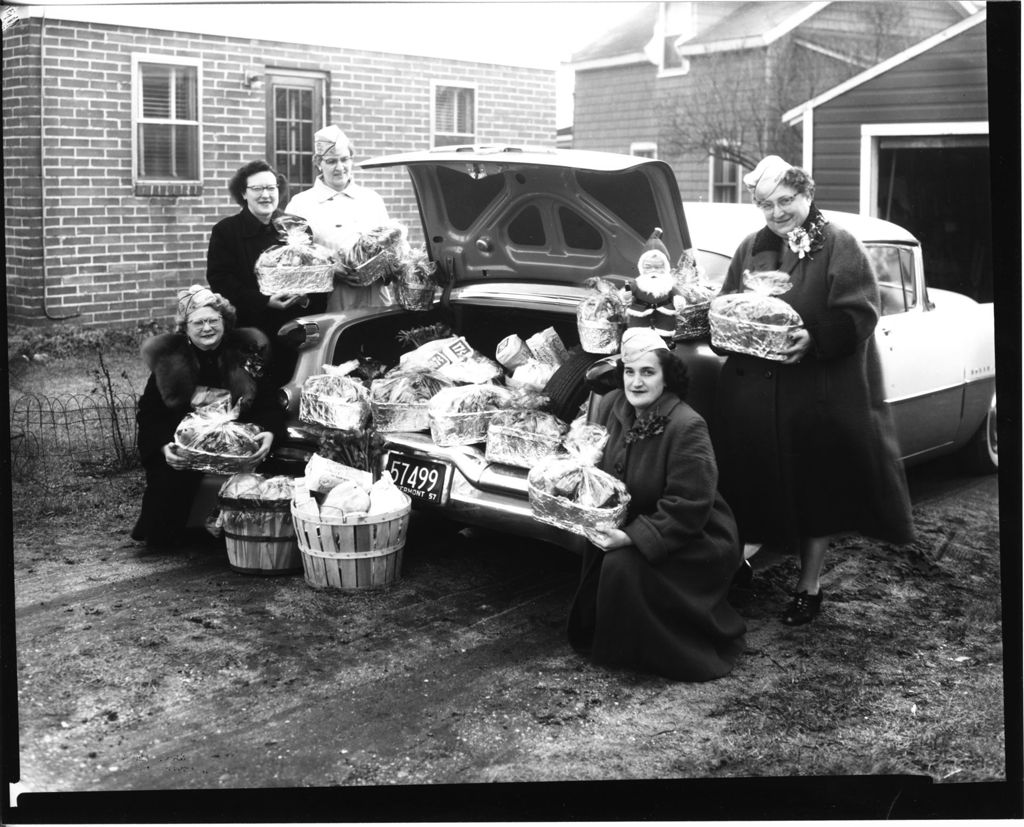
[385,453,453,506]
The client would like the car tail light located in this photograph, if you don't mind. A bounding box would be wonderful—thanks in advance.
[278,320,320,349]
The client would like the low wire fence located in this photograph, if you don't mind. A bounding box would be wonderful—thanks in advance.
[9,391,140,481]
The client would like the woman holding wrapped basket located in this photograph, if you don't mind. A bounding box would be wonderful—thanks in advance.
[207,159,329,383]
[130,286,282,550]
[566,327,747,682]
[284,125,393,312]
[711,155,913,626]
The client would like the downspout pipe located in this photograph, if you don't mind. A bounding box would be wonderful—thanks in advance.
[38,9,79,321]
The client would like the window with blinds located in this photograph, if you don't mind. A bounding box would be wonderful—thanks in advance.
[134,58,200,182]
[433,84,475,147]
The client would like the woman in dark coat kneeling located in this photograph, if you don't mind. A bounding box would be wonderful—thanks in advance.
[131,285,284,549]
[567,327,747,682]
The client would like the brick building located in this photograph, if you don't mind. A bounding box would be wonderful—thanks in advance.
[2,7,556,327]
[568,1,977,202]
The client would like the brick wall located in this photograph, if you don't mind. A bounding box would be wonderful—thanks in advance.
[2,16,556,328]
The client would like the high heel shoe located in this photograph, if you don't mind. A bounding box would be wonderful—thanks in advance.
[781,590,823,625]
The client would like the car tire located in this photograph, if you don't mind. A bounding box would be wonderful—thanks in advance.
[957,392,997,475]
[543,349,604,423]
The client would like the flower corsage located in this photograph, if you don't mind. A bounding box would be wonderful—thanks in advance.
[786,211,828,260]
[625,414,669,444]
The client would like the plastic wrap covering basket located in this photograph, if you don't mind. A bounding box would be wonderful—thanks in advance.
[526,475,631,538]
[256,264,334,297]
[577,319,623,355]
[708,309,797,361]
[349,249,399,286]
[175,446,260,475]
[428,410,500,447]
[371,401,430,433]
[218,495,301,575]
[485,425,564,469]
[674,301,711,341]
[291,498,411,590]
[396,282,437,311]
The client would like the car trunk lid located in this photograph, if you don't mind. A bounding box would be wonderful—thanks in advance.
[360,146,691,287]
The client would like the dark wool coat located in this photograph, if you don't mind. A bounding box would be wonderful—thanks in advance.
[711,209,914,547]
[132,328,284,546]
[567,390,747,682]
[206,208,328,338]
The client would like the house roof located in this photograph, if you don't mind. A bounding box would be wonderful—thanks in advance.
[569,2,658,65]
[781,9,988,125]
[569,0,980,68]
[675,1,828,56]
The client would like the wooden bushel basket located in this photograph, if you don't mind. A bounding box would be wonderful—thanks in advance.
[290,498,411,590]
[218,497,302,575]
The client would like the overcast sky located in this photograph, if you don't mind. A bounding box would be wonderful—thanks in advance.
[18,1,646,126]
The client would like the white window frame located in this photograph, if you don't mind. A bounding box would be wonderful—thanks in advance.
[654,1,695,77]
[859,121,988,216]
[430,81,477,148]
[630,141,658,159]
[708,154,743,203]
[131,53,203,185]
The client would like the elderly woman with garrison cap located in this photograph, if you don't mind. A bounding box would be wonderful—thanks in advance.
[711,155,914,626]
[130,286,283,550]
[285,124,391,311]
[566,327,747,682]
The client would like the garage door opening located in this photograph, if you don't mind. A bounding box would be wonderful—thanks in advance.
[877,140,991,303]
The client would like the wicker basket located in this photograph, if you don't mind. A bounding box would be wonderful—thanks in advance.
[174,446,261,475]
[291,498,411,590]
[708,309,795,361]
[349,249,398,286]
[371,401,430,433]
[218,496,301,575]
[527,482,630,538]
[396,281,437,311]
[577,319,624,354]
[674,301,711,341]
[256,264,334,296]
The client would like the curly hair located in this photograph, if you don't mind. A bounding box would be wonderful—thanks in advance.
[173,285,237,334]
[616,347,690,400]
[227,159,288,206]
[781,167,816,200]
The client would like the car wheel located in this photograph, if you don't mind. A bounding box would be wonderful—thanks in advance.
[543,349,604,423]
[957,392,997,475]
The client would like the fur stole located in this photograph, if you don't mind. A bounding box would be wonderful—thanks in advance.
[141,327,271,412]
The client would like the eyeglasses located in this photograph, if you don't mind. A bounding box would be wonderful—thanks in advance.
[754,194,798,212]
[188,317,223,329]
[246,185,279,194]
[319,156,352,165]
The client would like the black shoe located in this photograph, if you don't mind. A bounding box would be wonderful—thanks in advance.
[782,590,823,625]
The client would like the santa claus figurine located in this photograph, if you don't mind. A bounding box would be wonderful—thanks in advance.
[626,228,678,341]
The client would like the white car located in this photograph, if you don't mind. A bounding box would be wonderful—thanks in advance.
[272,147,997,551]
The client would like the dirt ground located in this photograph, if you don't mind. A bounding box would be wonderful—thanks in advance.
[5,455,1017,822]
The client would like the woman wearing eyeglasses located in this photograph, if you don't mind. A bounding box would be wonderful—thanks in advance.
[284,125,391,311]
[711,155,914,626]
[131,286,283,551]
[206,160,329,382]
